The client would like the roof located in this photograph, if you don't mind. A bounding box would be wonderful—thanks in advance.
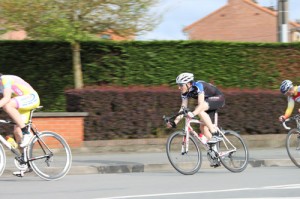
[183,0,300,32]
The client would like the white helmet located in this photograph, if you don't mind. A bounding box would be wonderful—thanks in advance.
[280,80,293,94]
[176,73,194,84]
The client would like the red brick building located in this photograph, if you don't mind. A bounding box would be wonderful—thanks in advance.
[183,0,300,42]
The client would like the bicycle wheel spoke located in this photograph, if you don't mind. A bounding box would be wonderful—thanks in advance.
[222,152,241,168]
[286,129,300,168]
[218,130,248,172]
[28,132,72,180]
[166,131,202,175]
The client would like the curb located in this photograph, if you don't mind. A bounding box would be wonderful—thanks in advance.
[1,158,296,177]
[68,159,297,175]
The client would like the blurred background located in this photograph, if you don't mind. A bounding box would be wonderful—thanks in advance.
[0,0,299,140]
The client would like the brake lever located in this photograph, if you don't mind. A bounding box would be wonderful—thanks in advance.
[162,115,169,123]
[163,115,176,128]
[282,118,291,130]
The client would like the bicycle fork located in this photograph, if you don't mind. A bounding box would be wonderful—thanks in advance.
[181,135,188,155]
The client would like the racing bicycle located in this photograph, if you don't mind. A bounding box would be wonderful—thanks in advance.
[282,114,300,168]
[0,106,72,180]
[164,108,249,175]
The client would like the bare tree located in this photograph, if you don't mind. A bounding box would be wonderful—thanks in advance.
[0,0,159,88]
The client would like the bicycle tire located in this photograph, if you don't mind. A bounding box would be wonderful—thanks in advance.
[27,131,72,181]
[0,144,6,177]
[218,130,248,172]
[286,129,300,168]
[166,131,202,175]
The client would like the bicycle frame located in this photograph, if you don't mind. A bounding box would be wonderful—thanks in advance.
[182,115,237,157]
[0,106,52,163]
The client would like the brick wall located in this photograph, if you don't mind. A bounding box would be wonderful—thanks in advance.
[184,0,296,42]
[32,112,88,148]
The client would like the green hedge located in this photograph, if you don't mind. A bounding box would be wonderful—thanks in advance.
[81,41,300,89]
[1,40,300,112]
[0,41,73,111]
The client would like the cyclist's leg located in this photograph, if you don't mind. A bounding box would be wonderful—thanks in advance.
[205,95,225,143]
[13,125,22,144]
[197,101,217,134]
[2,98,25,129]
[2,99,25,145]
[199,121,212,140]
[14,93,40,147]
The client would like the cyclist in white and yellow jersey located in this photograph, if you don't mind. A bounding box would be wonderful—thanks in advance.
[0,74,40,148]
[279,80,300,122]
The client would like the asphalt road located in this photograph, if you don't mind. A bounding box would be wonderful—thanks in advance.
[0,167,300,199]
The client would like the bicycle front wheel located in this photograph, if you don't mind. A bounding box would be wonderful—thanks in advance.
[218,130,248,172]
[286,129,300,168]
[166,131,202,175]
[27,131,72,181]
[0,144,6,177]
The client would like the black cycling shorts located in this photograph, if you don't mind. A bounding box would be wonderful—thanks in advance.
[206,95,225,110]
[205,95,225,123]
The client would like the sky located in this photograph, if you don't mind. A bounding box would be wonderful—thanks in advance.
[137,0,300,40]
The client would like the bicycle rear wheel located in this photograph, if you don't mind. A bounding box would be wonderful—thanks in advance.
[286,129,300,168]
[218,130,248,172]
[0,144,6,177]
[166,131,202,175]
[27,131,72,181]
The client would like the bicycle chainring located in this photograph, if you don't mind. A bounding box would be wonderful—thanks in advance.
[207,149,220,167]
[14,158,28,171]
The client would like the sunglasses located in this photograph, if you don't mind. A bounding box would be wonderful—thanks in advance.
[178,83,186,87]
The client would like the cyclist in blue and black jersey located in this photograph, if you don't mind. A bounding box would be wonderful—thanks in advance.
[166,72,225,143]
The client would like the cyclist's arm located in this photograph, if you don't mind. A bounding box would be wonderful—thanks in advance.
[0,88,12,108]
[192,92,205,115]
[174,98,188,124]
[283,97,295,119]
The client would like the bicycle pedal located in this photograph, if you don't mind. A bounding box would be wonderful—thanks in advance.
[210,161,221,168]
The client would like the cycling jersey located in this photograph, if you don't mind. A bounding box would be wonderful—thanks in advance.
[284,86,300,118]
[0,75,40,123]
[181,80,225,113]
[0,75,35,96]
[181,81,223,100]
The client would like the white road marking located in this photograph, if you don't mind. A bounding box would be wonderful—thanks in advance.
[94,184,300,199]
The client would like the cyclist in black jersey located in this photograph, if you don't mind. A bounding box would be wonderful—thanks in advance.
[166,72,225,143]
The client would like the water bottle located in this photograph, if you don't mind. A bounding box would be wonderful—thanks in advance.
[6,136,18,149]
[199,133,208,144]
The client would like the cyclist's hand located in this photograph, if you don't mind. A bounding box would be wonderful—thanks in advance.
[187,111,195,119]
[166,121,176,128]
[279,115,286,122]
[298,108,300,113]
